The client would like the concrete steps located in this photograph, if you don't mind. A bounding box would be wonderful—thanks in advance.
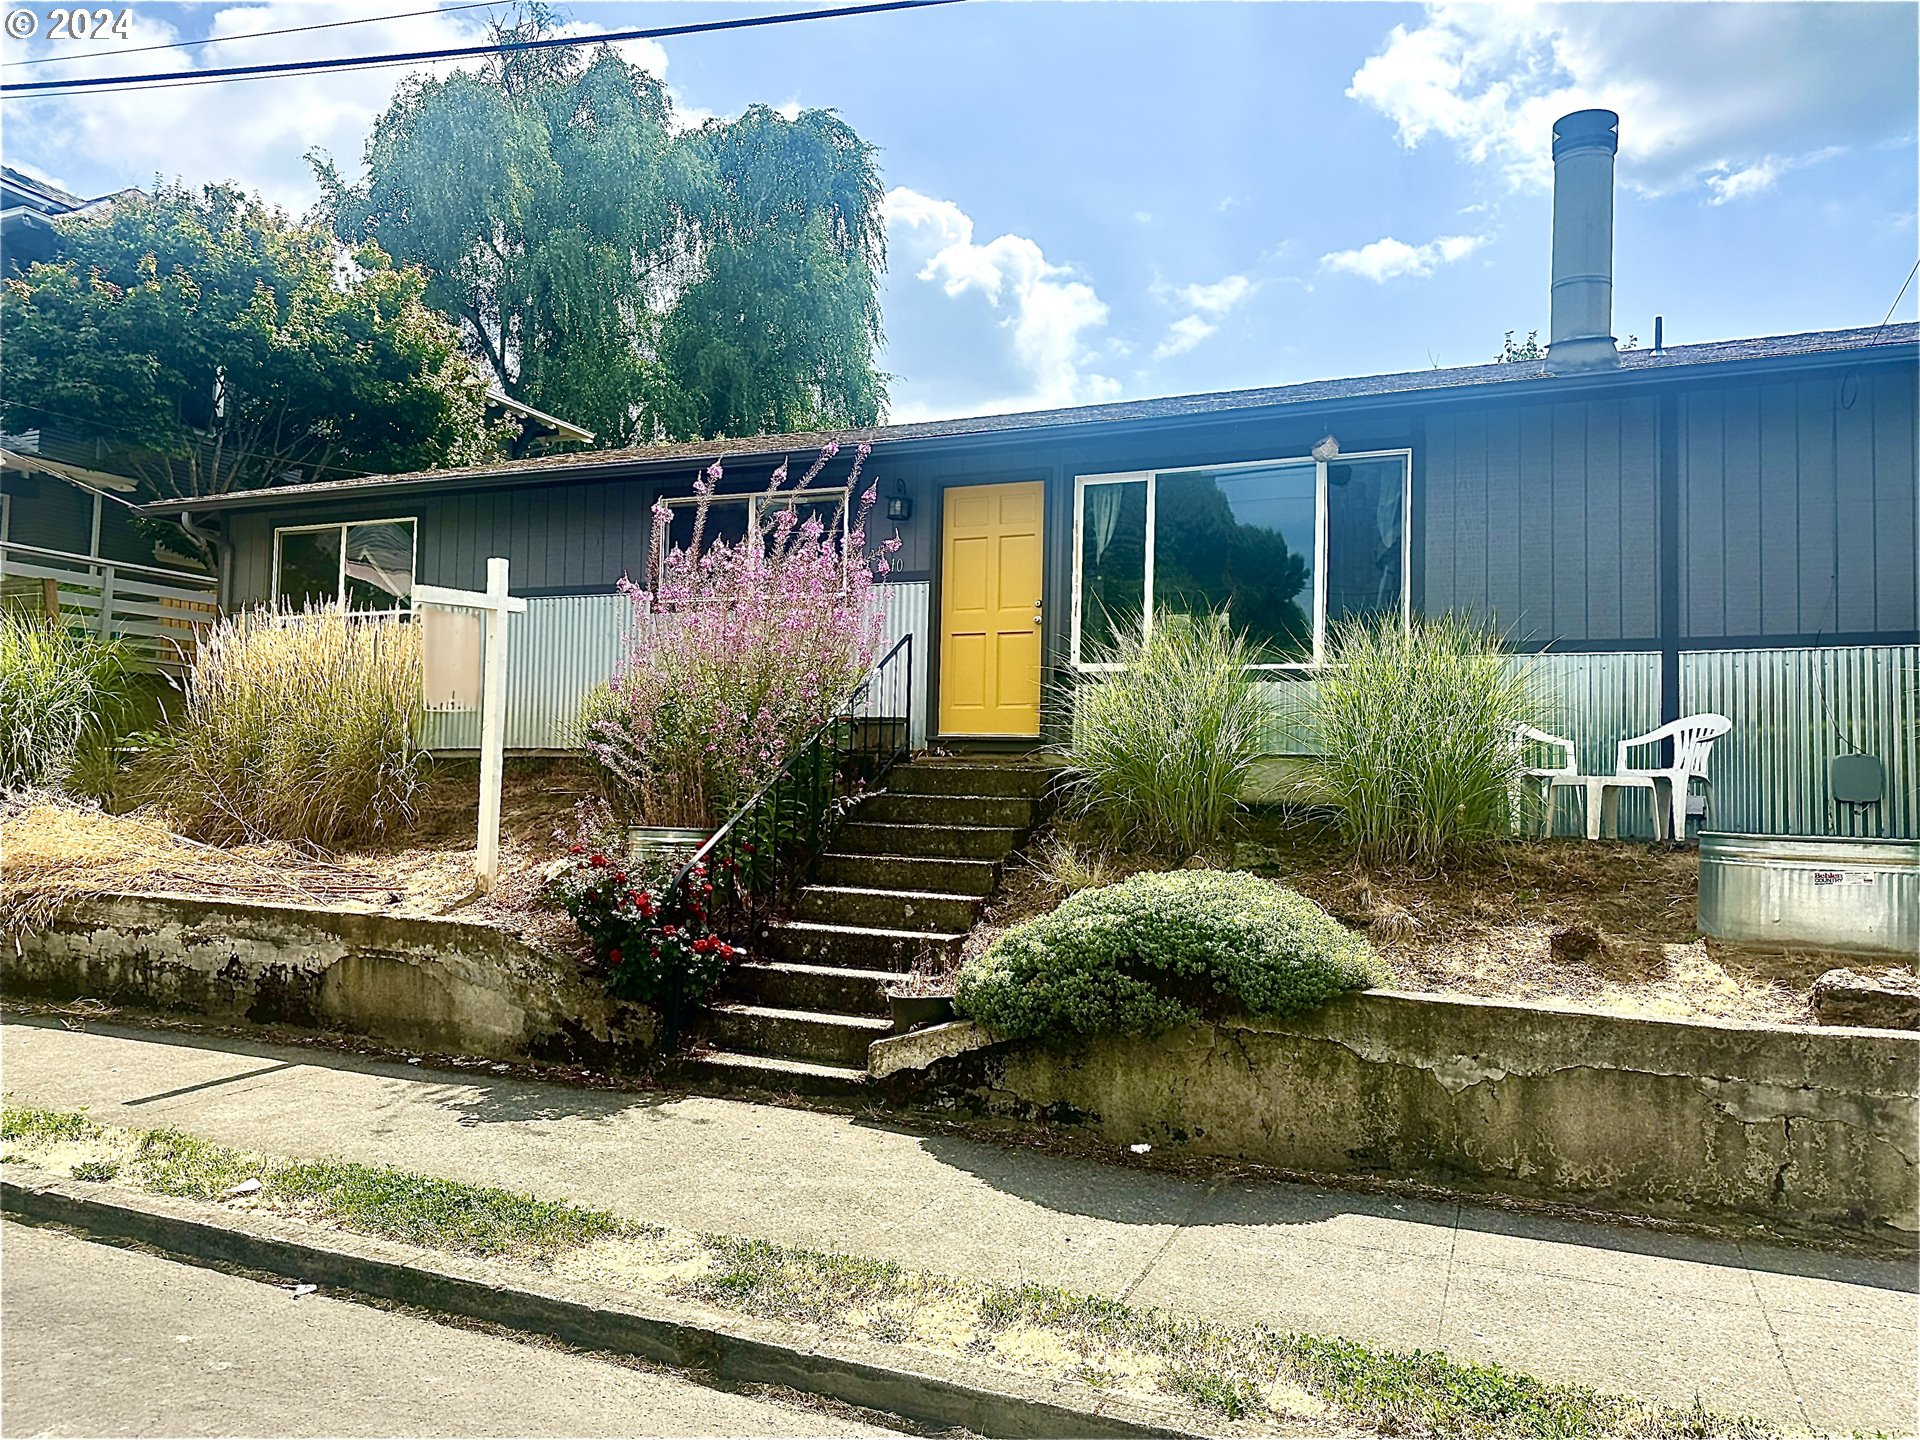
[722,961,894,1016]
[815,853,999,896]
[681,1049,871,1098]
[690,756,1060,1086]
[705,1002,891,1067]
[834,822,1025,859]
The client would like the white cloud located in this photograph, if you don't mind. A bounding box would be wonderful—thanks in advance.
[4,3,674,211]
[1347,2,1915,198]
[1151,272,1254,359]
[1320,233,1484,283]
[1175,274,1254,316]
[885,186,1120,414]
[1154,315,1218,360]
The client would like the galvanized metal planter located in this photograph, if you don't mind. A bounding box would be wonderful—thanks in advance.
[1698,832,1920,957]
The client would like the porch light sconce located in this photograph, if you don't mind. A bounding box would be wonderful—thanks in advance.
[1311,433,1341,462]
[885,479,913,524]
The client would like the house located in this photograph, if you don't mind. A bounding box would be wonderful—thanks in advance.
[129,111,1919,836]
[0,165,138,276]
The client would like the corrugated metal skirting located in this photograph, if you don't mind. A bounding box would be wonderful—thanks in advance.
[1681,645,1919,839]
[1251,652,1663,834]
[421,582,932,754]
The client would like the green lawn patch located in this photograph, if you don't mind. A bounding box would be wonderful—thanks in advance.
[4,1102,619,1259]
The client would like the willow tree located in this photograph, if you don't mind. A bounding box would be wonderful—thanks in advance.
[315,11,887,445]
[658,106,887,439]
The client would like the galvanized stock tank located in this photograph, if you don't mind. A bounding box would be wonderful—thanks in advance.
[1698,833,1920,957]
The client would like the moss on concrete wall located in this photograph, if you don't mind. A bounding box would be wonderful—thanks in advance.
[8,895,655,1069]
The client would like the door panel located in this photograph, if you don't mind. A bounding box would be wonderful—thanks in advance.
[939,481,1044,737]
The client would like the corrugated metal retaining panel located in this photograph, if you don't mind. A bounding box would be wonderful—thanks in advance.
[422,582,931,755]
[1136,653,1664,836]
[421,593,630,752]
[1527,651,1664,837]
[1681,645,1920,839]
[873,580,931,749]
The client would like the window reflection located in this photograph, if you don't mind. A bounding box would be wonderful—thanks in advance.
[1153,463,1315,663]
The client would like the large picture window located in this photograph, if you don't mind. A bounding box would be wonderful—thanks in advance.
[273,519,416,613]
[1072,451,1408,668]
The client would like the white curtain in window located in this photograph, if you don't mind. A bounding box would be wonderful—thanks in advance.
[1086,484,1124,562]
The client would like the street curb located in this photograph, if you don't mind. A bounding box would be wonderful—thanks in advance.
[1,1175,1212,1440]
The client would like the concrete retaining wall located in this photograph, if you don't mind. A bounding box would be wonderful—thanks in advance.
[6,895,655,1067]
[879,994,1919,1244]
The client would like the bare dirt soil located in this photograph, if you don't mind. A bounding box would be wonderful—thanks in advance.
[10,769,1909,1026]
[989,814,1913,1026]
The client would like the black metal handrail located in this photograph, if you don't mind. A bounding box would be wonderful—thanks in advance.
[662,632,914,956]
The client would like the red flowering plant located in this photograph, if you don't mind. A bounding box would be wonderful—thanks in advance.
[542,805,739,1033]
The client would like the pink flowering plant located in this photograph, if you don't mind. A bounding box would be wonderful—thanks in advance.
[585,441,899,828]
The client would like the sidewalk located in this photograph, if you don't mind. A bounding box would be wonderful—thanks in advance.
[3,1016,1914,1434]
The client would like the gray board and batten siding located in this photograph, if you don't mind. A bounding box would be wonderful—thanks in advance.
[172,326,1919,837]
[220,330,1920,656]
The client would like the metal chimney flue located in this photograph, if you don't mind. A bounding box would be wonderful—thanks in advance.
[1547,108,1620,372]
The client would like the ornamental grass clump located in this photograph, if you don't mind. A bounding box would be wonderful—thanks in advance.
[954,868,1381,1043]
[587,442,896,828]
[1065,610,1266,856]
[153,605,423,845]
[1308,614,1540,866]
[0,613,130,792]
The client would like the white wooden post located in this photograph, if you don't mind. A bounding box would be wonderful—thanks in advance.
[476,557,512,890]
[416,558,526,893]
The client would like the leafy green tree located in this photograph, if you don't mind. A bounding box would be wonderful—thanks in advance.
[1495,327,1637,362]
[659,106,886,439]
[316,8,886,445]
[0,181,494,514]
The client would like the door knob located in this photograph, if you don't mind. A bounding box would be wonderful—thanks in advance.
[1033,615,1043,625]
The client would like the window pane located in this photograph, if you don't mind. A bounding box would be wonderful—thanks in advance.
[1077,480,1147,660]
[759,491,847,547]
[343,521,415,612]
[1152,462,1315,663]
[276,529,341,610]
[664,498,751,556]
[1324,457,1405,629]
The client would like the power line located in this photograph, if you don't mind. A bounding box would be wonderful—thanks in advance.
[2,1,507,69]
[1878,257,1919,329]
[0,0,962,97]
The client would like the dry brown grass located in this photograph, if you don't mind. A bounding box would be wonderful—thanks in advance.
[993,813,1886,1025]
[0,794,394,937]
[0,759,600,950]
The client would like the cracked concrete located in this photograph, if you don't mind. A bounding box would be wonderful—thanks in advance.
[938,991,1920,1240]
[4,1017,1913,1434]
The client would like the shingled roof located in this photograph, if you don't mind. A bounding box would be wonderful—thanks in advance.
[139,321,1920,515]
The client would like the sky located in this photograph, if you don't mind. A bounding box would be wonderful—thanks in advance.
[3,0,1916,425]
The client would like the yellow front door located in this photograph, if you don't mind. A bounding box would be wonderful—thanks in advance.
[939,481,1045,737]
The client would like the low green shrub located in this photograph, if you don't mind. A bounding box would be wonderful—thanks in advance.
[149,606,423,845]
[1308,614,1540,865]
[954,868,1381,1042]
[0,614,130,791]
[1064,610,1265,856]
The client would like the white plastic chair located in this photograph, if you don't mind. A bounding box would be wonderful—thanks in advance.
[1612,713,1732,843]
[1513,724,1578,837]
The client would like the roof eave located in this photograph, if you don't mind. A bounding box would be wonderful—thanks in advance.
[134,334,1918,518]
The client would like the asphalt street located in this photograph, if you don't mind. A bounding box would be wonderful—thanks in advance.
[0,1220,901,1438]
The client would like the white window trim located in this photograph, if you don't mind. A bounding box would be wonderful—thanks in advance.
[1070,450,1412,671]
[272,517,419,616]
[653,488,854,576]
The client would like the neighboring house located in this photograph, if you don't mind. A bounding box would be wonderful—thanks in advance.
[0,433,220,668]
[131,111,1919,836]
[1,165,137,275]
